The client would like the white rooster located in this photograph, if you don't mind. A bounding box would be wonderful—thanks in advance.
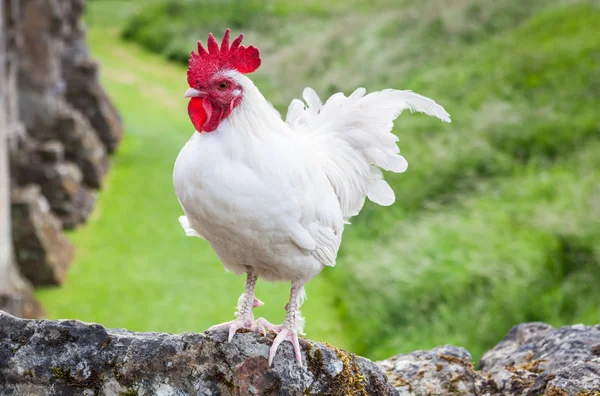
[173,29,450,366]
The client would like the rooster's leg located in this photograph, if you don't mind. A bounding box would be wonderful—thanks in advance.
[261,281,305,367]
[207,272,264,341]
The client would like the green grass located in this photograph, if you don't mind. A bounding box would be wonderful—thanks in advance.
[36,7,349,349]
[40,0,600,363]
[339,143,600,359]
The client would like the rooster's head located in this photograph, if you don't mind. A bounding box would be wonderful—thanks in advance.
[185,29,261,133]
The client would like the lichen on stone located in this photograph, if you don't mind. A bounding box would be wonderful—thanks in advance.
[511,358,546,374]
[117,387,138,396]
[325,342,368,395]
[51,367,71,380]
[576,391,600,396]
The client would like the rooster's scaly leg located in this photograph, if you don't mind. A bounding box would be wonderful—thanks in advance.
[259,281,305,367]
[207,273,264,341]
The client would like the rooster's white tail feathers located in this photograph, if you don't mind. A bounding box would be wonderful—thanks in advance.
[287,87,449,220]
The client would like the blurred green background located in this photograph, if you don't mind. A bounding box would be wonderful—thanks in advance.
[38,0,600,362]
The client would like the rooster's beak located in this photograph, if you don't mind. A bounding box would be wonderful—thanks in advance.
[184,88,205,98]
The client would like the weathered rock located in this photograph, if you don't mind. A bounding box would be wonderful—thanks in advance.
[64,58,124,154]
[378,345,479,395]
[10,0,121,188]
[15,0,64,94]
[527,358,600,395]
[0,267,45,320]
[43,163,95,228]
[378,323,600,395]
[0,0,45,321]
[480,322,600,395]
[15,156,96,228]
[0,312,395,395]
[18,93,109,190]
[480,322,600,372]
[60,0,124,153]
[35,140,65,163]
[11,185,75,286]
[2,314,599,395]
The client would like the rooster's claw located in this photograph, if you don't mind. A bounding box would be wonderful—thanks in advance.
[255,317,282,336]
[268,326,302,367]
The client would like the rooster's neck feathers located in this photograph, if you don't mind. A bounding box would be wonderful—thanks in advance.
[218,72,287,138]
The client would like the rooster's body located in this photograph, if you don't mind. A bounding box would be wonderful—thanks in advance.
[173,30,450,366]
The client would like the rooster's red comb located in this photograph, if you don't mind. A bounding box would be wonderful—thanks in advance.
[187,29,261,87]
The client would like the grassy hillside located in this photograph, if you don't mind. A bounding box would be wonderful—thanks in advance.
[41,0,600,363]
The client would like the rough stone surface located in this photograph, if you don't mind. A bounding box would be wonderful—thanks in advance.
[0,270,45,321]
[480,322,600,395]
[64,58,124,154]
[35,140,65,163]
[18,90,109,190]
[0,312,395,396]
[15,155,96,228]
[2,314,599,395]
[378,345,480,395]
[11,185,75,286]
[378,322,600,395]
[14,0,115,189]
[60,0,124,153]
[480,322,600,373]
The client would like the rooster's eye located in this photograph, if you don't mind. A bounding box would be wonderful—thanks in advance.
[217,81,229,91]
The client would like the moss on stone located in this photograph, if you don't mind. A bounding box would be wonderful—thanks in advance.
[438,353,474,370]
[325,342,368,396]
[544,386,568,396]
[301,341,372,395]
[389,374,412,392]
[51,367,71,380]
[305,342,325,379]
[50,365,105,395]
[511,359,545,374]
[118,387,139,396]
[98,336,112,351]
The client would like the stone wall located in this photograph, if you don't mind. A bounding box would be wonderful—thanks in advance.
[0,0,122,316]
[1,313,599,395]
[0,0,44,320]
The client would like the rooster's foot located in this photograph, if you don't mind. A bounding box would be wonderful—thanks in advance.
[267,325,302,367]
[207,297,265,342]
[207,315,263,342]
[254,317,282,336]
